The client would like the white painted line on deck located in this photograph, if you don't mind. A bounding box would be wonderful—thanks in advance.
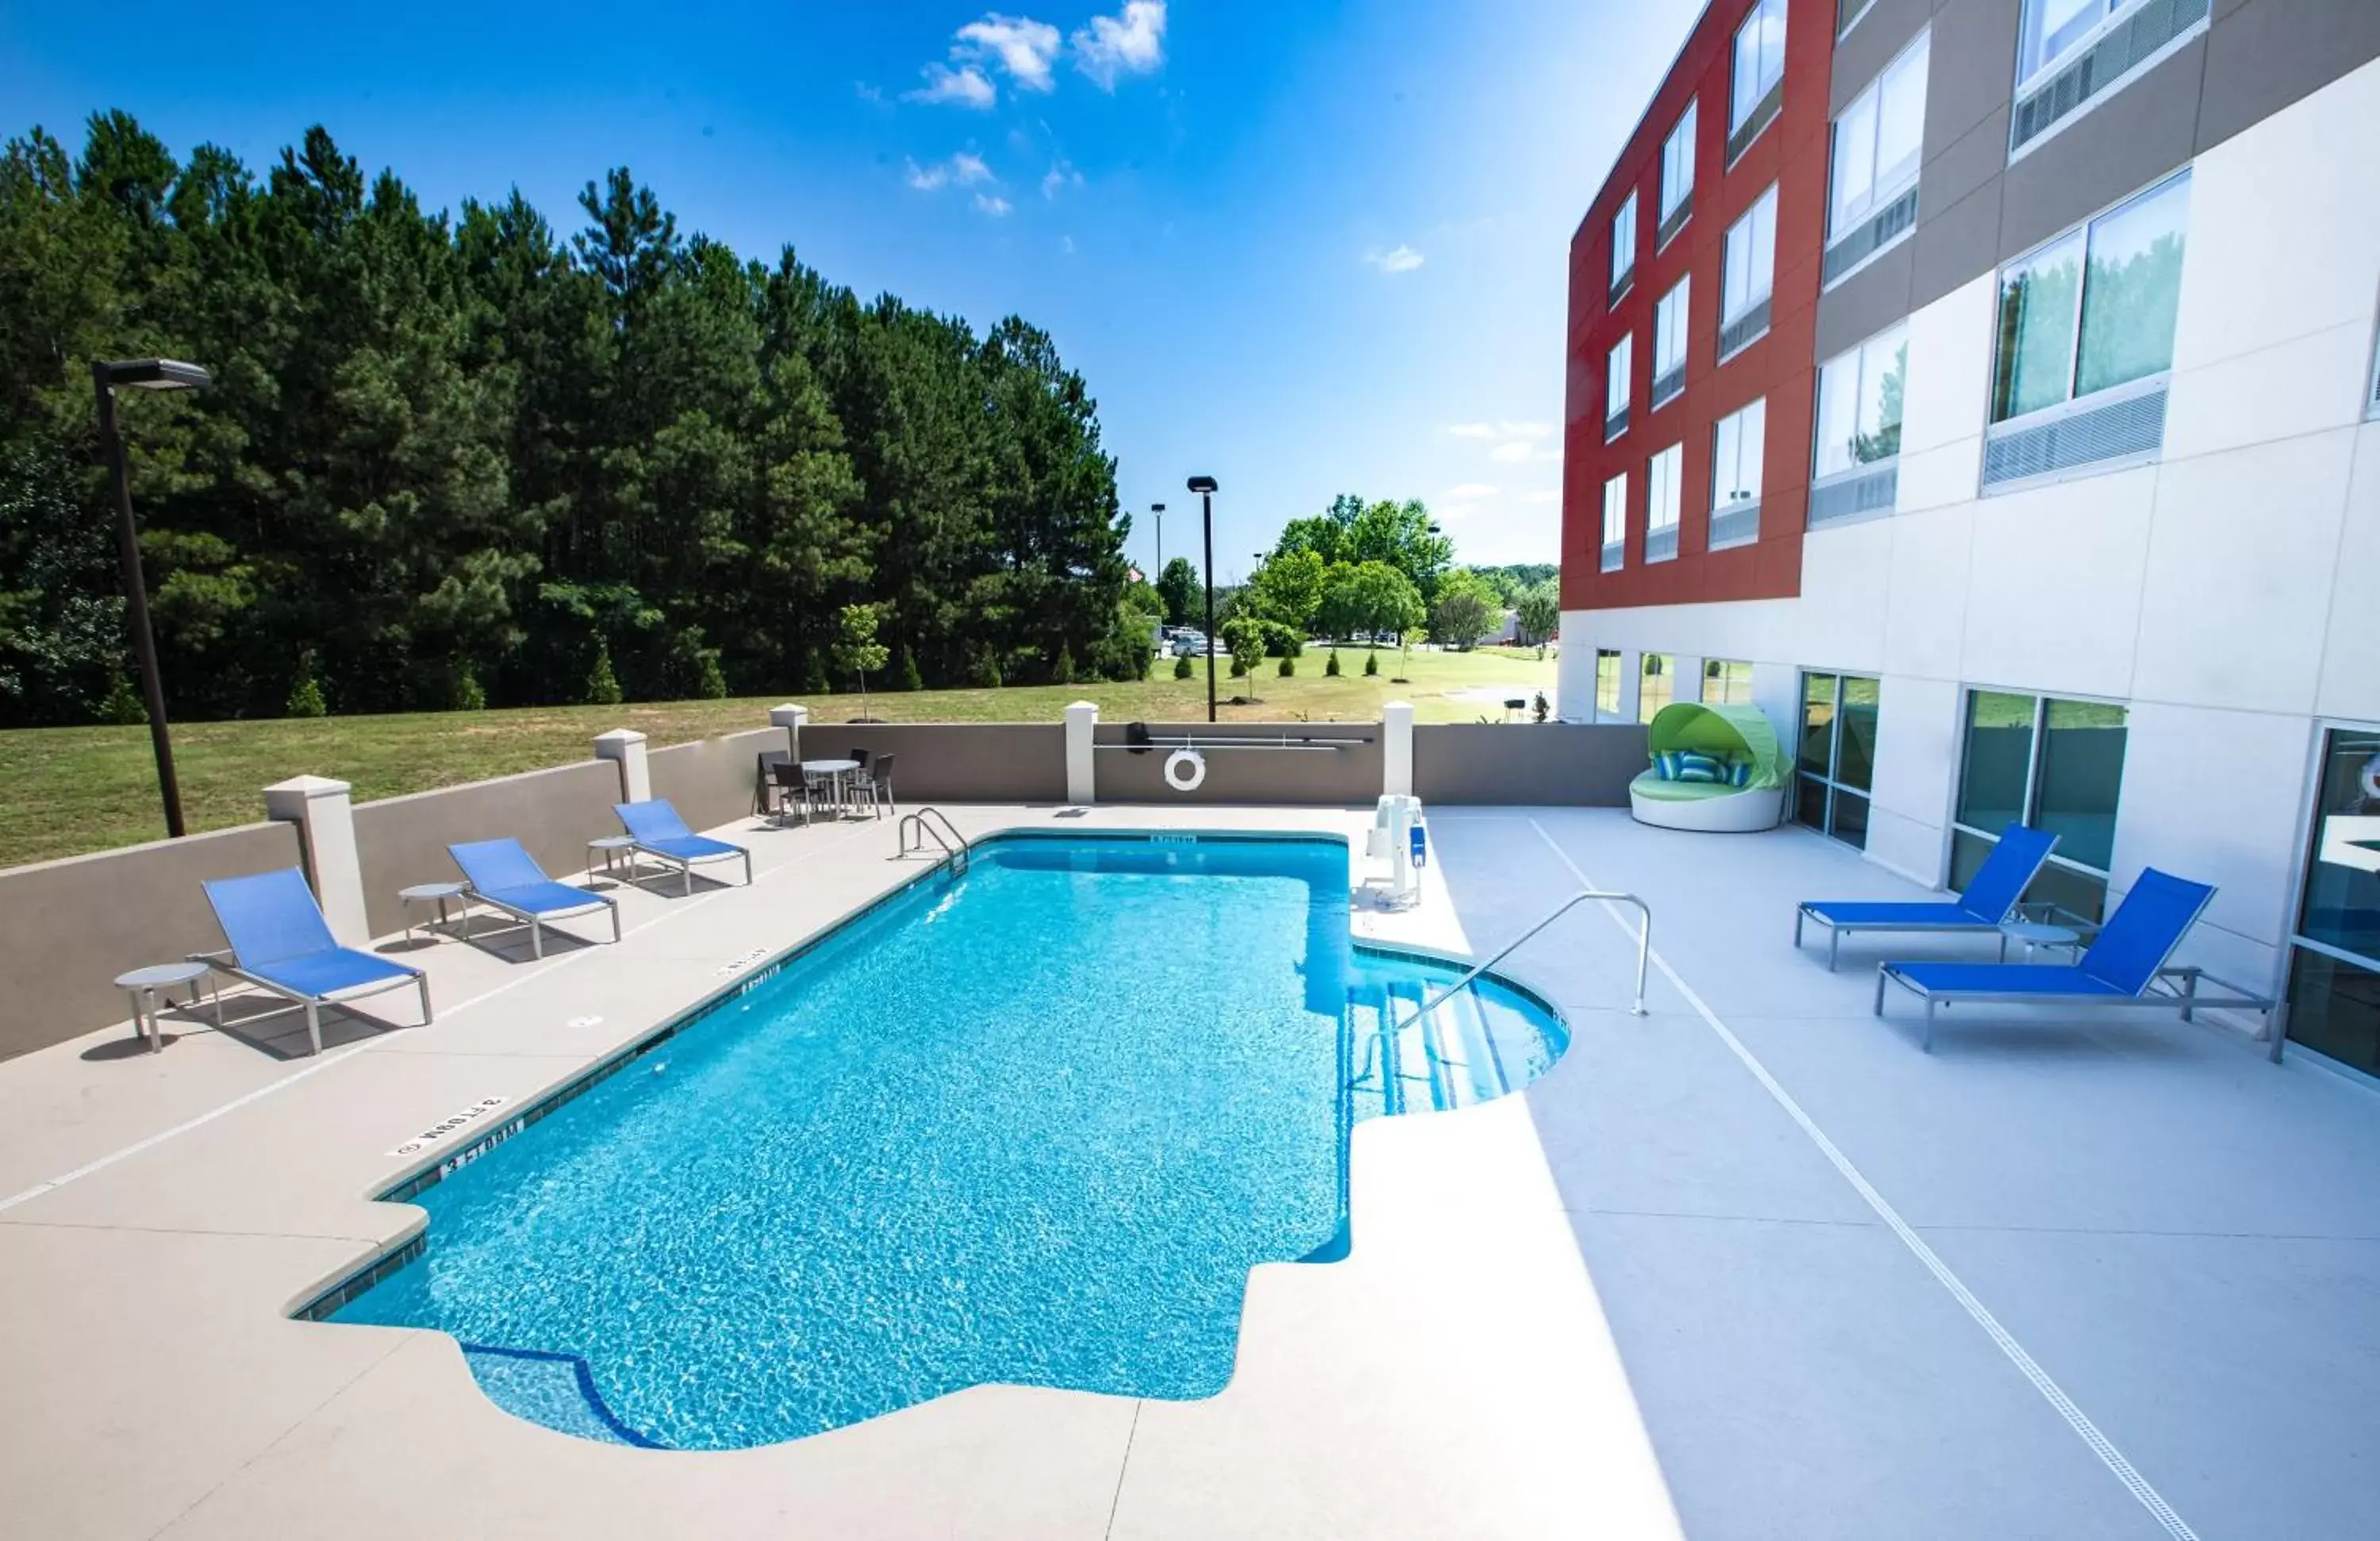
[1526,818,2204,1541]
[0,819,890,1216]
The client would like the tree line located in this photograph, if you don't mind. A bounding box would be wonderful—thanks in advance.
[0,112,1146,727]
[1150,494,1559,655]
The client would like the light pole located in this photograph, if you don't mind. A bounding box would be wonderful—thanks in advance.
[1187,475,1218,723]
[94,358,213,839]
[1150,502,1165,601]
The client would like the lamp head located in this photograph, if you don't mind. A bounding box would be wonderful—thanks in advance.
[1151,502,1165,513]
[1186,475,1219,494]
[99,359,213,392]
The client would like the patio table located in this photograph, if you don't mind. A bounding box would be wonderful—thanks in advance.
[800,759,862,820]
[112,960,221,1054]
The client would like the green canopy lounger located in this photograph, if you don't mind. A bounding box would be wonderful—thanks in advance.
[1630,701,1790,832]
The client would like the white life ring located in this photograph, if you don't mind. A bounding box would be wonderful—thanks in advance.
[2362,753,2380,803]
[1163,747,1207,793]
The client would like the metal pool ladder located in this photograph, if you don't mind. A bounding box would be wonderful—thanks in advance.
[898,807,971,875]
[1378,887,1653,1051]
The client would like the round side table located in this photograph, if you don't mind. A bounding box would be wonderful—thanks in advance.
[587,835,640,879]
[1998,919,2081,962]
[113,961,221,1054]
[400,881,472,943]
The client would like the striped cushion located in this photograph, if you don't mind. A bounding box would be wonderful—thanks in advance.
[1653,750,1686,780]
[1726,756,1752,788]
[1674,751,1726,784]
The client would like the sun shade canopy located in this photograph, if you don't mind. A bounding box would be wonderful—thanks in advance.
[1644,701,1788,790]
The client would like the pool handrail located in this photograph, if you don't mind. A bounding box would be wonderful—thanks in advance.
[899,808,970,874]
[1381,889,1652,1046]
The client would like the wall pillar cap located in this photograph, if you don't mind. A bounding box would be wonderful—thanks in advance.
[263,774,351,800]
[769,704,811,727]
[592,727,648,746]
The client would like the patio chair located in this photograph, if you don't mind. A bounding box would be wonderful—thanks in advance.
[612,798,754,894]
[753,748,790,817]
[1872,867,2275,1051]
[1795,823,2059,970]
[766,759,815,825]
[448,838,621,959]
[197,868,431,1055]
[848,752,895,818]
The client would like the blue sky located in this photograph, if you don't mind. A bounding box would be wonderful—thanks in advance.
[0,0,1698,577]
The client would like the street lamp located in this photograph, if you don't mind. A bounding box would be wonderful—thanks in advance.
[94,358,213,839]
[1150,503,1165,594]
[1187,475,1219,723]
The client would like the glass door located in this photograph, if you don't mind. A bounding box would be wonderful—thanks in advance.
[2286,728,2380,1074]
[1795,672,1878,847]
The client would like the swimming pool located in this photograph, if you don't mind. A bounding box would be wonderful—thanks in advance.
[320,833,1567,1450]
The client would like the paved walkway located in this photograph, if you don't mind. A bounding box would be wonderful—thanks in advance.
[1434,809,2380,1541]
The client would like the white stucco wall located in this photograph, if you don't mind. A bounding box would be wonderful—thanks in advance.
[1556,56,2380,994]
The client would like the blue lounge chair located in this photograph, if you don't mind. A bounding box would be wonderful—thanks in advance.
[198,868,431,1055]
[448,838,621,959]
[612,799,752,895]
[1795,823,2059,970]
[1874,867,2274,1051]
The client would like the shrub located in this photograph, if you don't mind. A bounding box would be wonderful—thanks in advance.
[898,649,924,692]
[1363,650,1379,677]
[694,651,728,700]
[1229,655,1247,678]
[1534,690,1549,724]
[452,664,487,712]
[97,677,146,724]
[585,642,624,705]
[1052,646,1076,686]
[1325,649,1342,678]
[286,658,328,718]
[1173,652,1194,679]
[1277,655,1296,678]
[965,648,1004,688]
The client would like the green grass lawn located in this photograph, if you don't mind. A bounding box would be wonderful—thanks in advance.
[0,646,1557,865]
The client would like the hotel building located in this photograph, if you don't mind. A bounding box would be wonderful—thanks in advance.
[1554,0,2380,1074]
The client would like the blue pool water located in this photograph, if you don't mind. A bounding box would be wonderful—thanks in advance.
[328,835,1566,1450]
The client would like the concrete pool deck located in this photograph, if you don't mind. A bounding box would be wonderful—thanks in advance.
[2,803,2374,1539]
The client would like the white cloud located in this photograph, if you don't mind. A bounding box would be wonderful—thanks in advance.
[908,153,997,193]
[1061,234,1077,254]
[973,193,1014,216]
[1447,423,1498,439]
[1518,489,1560,505]
[1442,483,1501,501]
[956,13,1063,91]
[1365,244,1425,274]
[1042,160,1084,198]
[1073,1,1167,88]
[1488,440,1545,463]
[908,63,998,109]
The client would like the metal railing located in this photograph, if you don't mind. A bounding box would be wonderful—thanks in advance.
[897,807,970,875]
[1380,889,1653,1055]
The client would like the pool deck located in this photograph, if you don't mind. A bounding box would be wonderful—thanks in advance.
[1,803,2374,1539]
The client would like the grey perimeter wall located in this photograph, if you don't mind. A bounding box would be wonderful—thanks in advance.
[1093,723,1384,805]
[1414,723,1649,805]
[0,717,1652,1060]
[0,820,302,1061]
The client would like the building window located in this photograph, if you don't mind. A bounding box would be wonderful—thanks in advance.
[1811,322,1906,525]
[1611,191,1638,298]
[1658,100,1698,246]
[1710,398,1765,549]
[1652,276,1691,408]
[1595,649,1624,719]
[1704,658,1754,705]
[1985,171,2190,486]
[1951,690,2129,920]
[1839,0,1879,37]
[1797,672,1878,849]
[1600,472,1627,572]
[1729,0,1788,159]
[2285,728,2380,1076]
[1641,653,1676,724]
[1720,184,1778,359]
[1646,443,1683,563]
[2013,0,2211,155]
[1825,31,1928,286]
[1606,333,1633,442]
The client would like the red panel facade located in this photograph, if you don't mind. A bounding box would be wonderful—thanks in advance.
[1560,0,1834,614]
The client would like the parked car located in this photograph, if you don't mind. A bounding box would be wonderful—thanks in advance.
[1170,630,1211,657]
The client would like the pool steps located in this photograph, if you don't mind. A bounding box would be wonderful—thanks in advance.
[1343,974,1525,1119]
